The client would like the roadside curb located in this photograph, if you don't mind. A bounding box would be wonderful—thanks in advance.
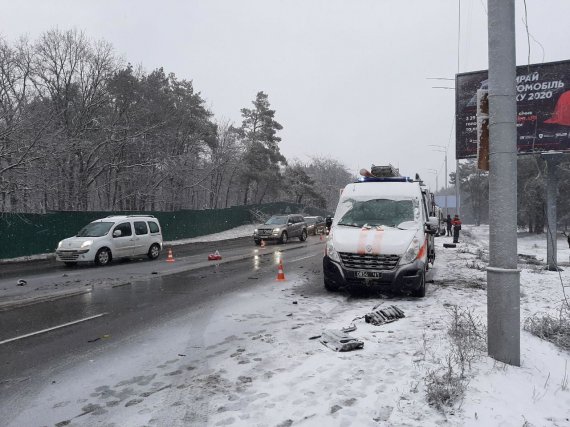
[0,240,324,311]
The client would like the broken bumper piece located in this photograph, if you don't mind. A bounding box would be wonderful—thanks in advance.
[320,329,364,352]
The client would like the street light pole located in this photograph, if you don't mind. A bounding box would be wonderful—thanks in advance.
[429,145,448,216]
[426,168,438,193]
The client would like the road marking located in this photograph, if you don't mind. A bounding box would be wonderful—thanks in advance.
[288,253,321,263]
[0,312,108,345]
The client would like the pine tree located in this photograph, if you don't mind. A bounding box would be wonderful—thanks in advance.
[239,91,285,204]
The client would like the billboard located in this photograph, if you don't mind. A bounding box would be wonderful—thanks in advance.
[456,59,570,159]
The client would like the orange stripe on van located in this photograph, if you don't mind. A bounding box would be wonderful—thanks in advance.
[371,227,384,255]
[417,241,427,260]
[357,228,370,255]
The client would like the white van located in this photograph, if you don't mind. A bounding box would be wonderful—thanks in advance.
[323,177,438,297]
[56,215,163,266]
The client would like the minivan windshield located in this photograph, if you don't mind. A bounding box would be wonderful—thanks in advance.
[265,216,287,225]
[337,199,418,229]
[76,222,114,237]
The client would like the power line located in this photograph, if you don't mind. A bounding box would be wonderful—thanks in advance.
[521,0,546,65]
[523,0,531,71]
[457,0,461,73]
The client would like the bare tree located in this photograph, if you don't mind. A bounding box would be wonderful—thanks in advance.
[302,156,353,211]
[0,36,50,212]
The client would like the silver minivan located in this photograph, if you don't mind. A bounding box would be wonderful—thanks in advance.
[56,215,163,266]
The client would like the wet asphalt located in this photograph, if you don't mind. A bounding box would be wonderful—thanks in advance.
[0,236,255,280]
[0,237,325,417]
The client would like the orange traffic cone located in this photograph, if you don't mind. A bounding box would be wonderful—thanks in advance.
[260,239,266,248]
[166,248,175,263]
[276,259,286,281]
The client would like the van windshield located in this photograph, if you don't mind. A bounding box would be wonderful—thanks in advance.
[337,199,418,228]
[76,222,114,237]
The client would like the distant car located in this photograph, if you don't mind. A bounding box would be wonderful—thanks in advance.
[434,206,446,236]
[325,216,333,234]
[253,214,307,245]
[304,216,326,235]
[56,215,163,266]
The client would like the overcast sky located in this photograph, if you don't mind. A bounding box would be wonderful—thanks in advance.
[2,0,569,191]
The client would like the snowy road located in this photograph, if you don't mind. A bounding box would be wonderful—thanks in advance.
[1,227,570,426]
[0,233,311,310]
[0,239,321,423]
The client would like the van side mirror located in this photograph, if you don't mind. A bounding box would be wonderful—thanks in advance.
[425,216,438,235]
[113,229,122,237]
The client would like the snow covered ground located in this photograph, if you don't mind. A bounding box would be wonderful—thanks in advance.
[7,225,570,426]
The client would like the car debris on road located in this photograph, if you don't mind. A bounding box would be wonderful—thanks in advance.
[208,250,222,261]
[365,305,405,326]
[320,329,364,352]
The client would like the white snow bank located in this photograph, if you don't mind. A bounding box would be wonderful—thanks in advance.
[166,224,260,245]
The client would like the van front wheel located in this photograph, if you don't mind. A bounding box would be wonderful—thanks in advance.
[411,270,426,298]
[148,243,160,260]
[324,279,339,292]
[95,248,111,266]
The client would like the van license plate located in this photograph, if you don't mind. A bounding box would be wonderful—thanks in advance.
[356,271,382,279]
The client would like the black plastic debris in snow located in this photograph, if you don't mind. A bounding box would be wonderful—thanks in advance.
[365,305,405,326]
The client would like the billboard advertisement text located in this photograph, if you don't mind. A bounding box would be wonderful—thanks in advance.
[456,60,570,159]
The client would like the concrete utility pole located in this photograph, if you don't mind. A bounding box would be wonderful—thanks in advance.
[487,0,520,366]
[455,160,460,216]
[542,152,563,271]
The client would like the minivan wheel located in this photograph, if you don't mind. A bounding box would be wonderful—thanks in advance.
[412,269,426,298]
[280,232,288,244]
[95,248,111,266]
[148,243,160,260]
[299,229,307,242]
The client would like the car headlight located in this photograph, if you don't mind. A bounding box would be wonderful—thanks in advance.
[400,237,421,265]
[272,228,280,234]
[57,240,63,249]
[254,229,258,234]
[326,238,341,262]
[80,240,93,249]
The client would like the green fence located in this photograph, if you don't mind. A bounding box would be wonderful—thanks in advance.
[0,202,329,260]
